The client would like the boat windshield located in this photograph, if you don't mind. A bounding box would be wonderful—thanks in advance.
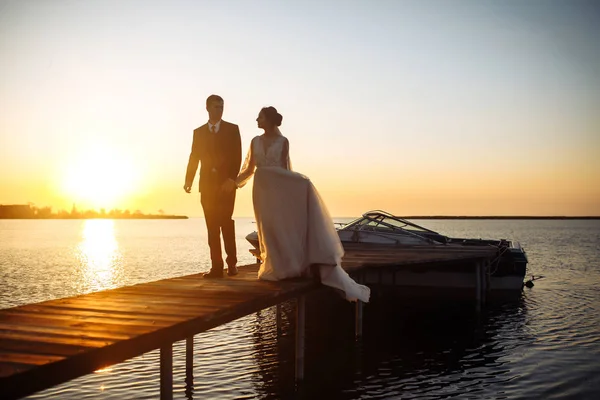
[342,210,438,233]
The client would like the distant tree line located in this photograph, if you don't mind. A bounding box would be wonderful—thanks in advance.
[0,204,187,219]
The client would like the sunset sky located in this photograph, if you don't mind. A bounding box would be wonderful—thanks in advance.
[1,0,598,217]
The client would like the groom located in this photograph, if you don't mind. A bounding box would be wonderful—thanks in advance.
[184,94,242,278]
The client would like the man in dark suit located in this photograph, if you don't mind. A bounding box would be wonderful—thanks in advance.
[184,94,242,278]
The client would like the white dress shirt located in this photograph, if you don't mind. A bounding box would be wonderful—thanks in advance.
[208,120,221,133]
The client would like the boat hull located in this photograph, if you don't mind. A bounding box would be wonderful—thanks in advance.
[362,269,525,292]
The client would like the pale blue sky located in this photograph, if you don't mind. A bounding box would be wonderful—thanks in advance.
[1,0,598,216]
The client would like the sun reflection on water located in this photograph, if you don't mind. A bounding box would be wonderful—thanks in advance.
[76,219,123,292]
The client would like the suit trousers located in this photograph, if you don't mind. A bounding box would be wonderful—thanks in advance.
[201,188,237,270]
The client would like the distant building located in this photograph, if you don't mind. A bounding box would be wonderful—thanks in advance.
[0,204,35,218]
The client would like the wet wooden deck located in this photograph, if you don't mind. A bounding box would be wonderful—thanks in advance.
[0,245,497,399]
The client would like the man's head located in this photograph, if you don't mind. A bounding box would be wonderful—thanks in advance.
[206,94,224,123]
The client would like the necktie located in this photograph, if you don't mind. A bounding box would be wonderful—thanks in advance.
[210,125,217,173]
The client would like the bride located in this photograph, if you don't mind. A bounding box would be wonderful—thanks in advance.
[223,106,370,303]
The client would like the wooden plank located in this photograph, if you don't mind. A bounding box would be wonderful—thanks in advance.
[140,279,287,292]
[0,330,116,348]
[0,338,93,357]
[0,352,65,366]
[110,286,284,300]
[0,325,132,342]
[138,284,286,296]
[24,298,260,325]
[37,299,220,317]
[0,321,153,339]
[0,310,174,328]
[72,296,272,315]
[68,292,253,308]
[5,305,188,324]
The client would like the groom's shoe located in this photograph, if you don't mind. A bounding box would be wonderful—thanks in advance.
[227,265,238,276]
[203,269,224,279]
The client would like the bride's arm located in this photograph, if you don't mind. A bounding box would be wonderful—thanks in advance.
[281,137,291,170]
[234,137,257,188]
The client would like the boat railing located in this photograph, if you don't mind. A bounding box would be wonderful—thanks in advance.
[344,220,440,245]
[362,210,441,235]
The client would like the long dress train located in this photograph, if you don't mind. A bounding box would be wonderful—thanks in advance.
[236,133,370,303]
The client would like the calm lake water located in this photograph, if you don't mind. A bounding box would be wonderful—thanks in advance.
[1,218,599,399]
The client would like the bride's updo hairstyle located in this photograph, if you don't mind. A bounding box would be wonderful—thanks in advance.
[261,106,283,127]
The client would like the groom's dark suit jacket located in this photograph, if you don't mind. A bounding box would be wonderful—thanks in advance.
[185,121,242,193]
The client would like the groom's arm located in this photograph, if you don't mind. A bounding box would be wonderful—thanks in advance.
[230,125,242,179]
[184,129,201,192]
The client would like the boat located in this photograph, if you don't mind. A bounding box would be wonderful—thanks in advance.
[245,210,528,292]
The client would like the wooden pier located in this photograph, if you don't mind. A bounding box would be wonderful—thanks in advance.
[0,245,497,400]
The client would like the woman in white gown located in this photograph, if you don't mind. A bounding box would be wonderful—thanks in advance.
[224,106,370,303]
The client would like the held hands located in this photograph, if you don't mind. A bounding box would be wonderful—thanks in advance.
[221,178,237,193]
[183,180,236,193]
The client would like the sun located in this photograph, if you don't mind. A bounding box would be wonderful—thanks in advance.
[61,146,139,209]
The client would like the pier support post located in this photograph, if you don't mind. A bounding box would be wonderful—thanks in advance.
[355,274,364,338]
[475,261,482,312]
[276,303,282,335]
[160,343,173,400]
[486,260,492,293]
[295,295,306,381]
[355,300,364,338]
[185,337,194,386]
[354,274,364,339]
[482,260,489,303]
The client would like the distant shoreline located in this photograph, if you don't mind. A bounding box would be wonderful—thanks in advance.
[0,204,189,220]
[0,215,188,220]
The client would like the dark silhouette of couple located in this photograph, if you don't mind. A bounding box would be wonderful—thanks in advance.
[185,95,369,302]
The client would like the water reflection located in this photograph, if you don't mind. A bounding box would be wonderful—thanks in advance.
[76,219,123,292]
[248,293,531,399]
[250,305,295,397]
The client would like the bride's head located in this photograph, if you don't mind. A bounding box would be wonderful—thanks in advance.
[257,106,283,132]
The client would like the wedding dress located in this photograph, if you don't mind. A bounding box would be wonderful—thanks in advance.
[236,132,370,303]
